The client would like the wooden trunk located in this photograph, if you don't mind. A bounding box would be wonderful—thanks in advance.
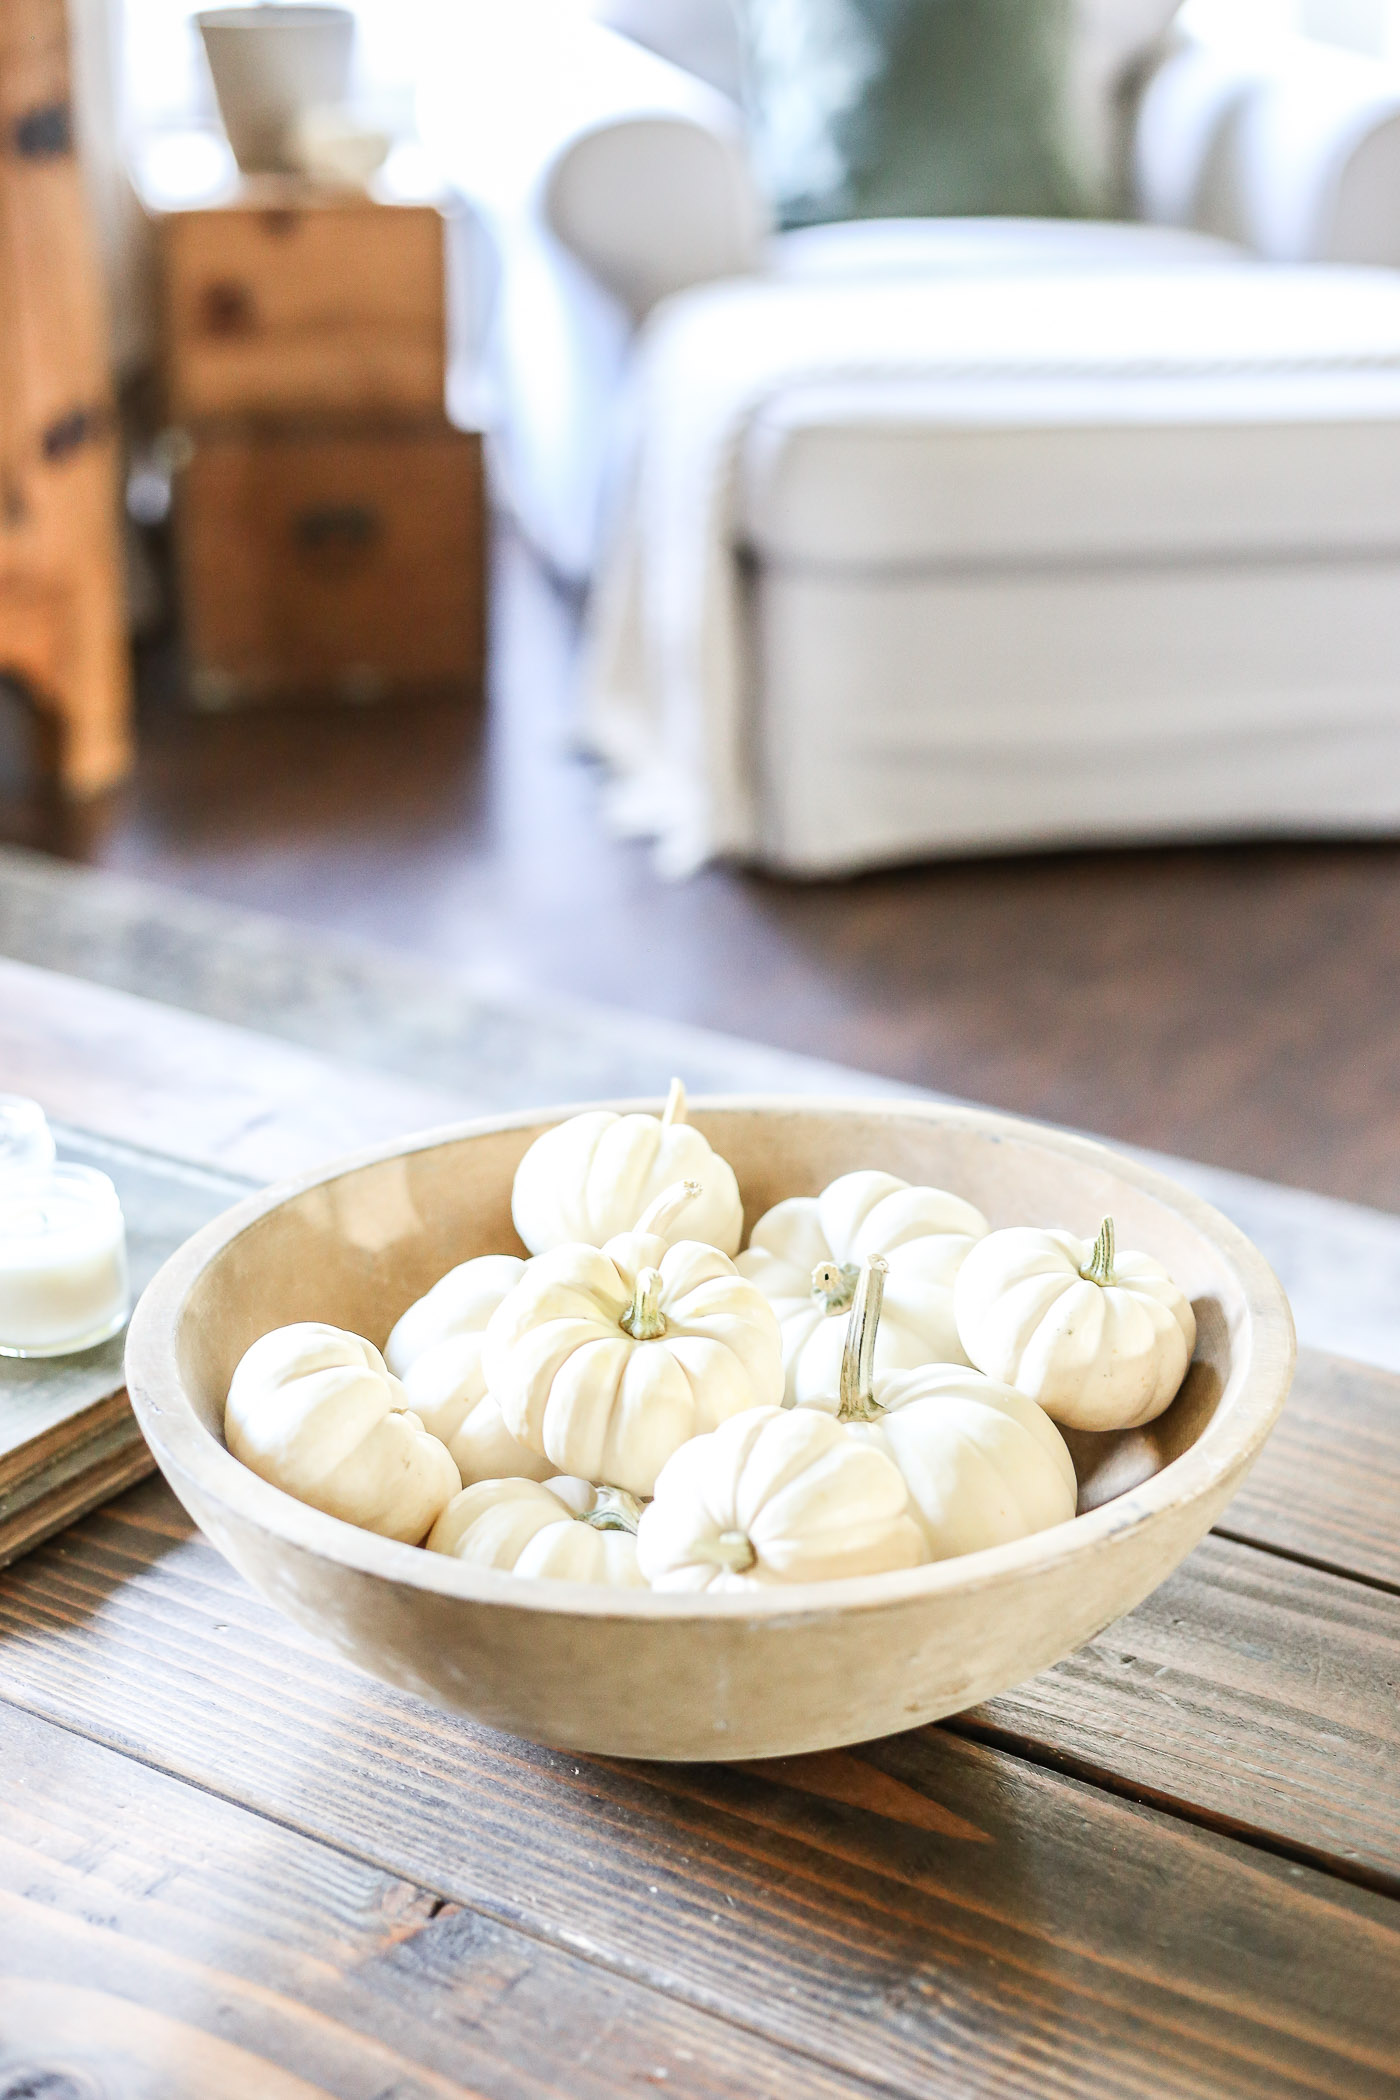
[157,178,482,706]
[0,0,132,793]
[176,424,485,704]
[162,192,446,423]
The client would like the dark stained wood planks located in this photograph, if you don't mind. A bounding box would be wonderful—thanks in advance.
[961,1530,1400,1891]
[0,1697,885,2100]
[0,1488,1396,2100]
[1222,1347,1400,1591]
[959,1347,1400,1890]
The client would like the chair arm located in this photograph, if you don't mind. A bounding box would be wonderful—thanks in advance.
[544,114,764,320]
[418,3,765,316]
[1132,28,1400,265]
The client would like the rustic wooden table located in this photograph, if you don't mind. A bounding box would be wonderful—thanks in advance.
[1,964,1397,2097]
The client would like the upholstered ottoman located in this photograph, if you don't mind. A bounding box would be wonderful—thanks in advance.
[589,246,1400,874]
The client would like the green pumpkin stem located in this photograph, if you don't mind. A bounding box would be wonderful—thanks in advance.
[584,1487,645,1535]
[689,1528,758,1573]
[811,1259,860,1315]
[837,1256,888,1424]
[1080,1216,1116,1288]
[620,1265,668,1341]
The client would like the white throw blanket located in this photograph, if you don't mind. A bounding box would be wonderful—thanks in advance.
[582,262,1400,876]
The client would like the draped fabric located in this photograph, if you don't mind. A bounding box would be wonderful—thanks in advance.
[582,243,1400,873]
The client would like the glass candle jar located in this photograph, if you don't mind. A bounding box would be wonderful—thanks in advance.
[0,1164,131,1358]
[0,1095,56,1179]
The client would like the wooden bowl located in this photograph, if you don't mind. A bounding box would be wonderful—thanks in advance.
[125,1098,1295,1761]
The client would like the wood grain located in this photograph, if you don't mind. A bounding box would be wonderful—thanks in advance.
[0,1698,881,2100]
[0,957,471,1179]
[1222,1347,1400,1590]
[0,1486,1395,2100]
[950,1348,1400,1890]
[962,1531,1400,1891]
[0,1424,152,1567]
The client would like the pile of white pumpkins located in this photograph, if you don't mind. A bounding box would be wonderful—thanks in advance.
[225,1082,1197,1592]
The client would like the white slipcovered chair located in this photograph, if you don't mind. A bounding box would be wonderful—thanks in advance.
[422,4,1400,874]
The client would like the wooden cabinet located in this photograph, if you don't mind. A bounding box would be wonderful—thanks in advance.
[158,182,484,704]
[0,0,133,793]
[178,426,484,705]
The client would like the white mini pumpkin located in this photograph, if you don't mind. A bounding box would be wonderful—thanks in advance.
[225,1322,461,1543]
[954,1217,1197,1431]
[811,1257,1078,1559]
[426,1475,645,1586]
[738,1170,988,1404]
[385,1253,527,1375]
[384,1254,549,1486]
[511,1078,743,1257]
[483,1196,784,1497]
[636,1404,924,1592]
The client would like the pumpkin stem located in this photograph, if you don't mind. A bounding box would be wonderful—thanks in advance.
[1080,1216,1116,1288]
[689,1528,758,1574]
[620,1265,668,1341]
[837,1256,888,1423]
[811,1260,861,1315]
[661,1077,687,1128]
[634,1178,702,1240]
[584,1487,645,1535]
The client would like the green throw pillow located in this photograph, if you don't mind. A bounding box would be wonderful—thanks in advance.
[737,0,1096,230]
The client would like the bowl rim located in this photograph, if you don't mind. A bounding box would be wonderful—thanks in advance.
[125,1094,1297,1622]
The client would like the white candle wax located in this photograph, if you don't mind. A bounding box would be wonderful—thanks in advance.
[0,1164,130,1358]
[0,1094,55,1178]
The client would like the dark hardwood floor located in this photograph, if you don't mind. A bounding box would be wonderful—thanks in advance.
[4,526,1400,1212]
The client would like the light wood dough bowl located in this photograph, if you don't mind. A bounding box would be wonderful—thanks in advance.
[125,1098,1296,1761]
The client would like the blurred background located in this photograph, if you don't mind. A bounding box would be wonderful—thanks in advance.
[4,0,1400,1214]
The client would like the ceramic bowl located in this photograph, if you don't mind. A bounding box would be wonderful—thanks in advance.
[125,1098,1295,1760]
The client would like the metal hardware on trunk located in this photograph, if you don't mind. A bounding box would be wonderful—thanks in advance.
[293,503,381,554]
[198,280,257,337]
[12,102,71,160]
[40,406,109,464]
